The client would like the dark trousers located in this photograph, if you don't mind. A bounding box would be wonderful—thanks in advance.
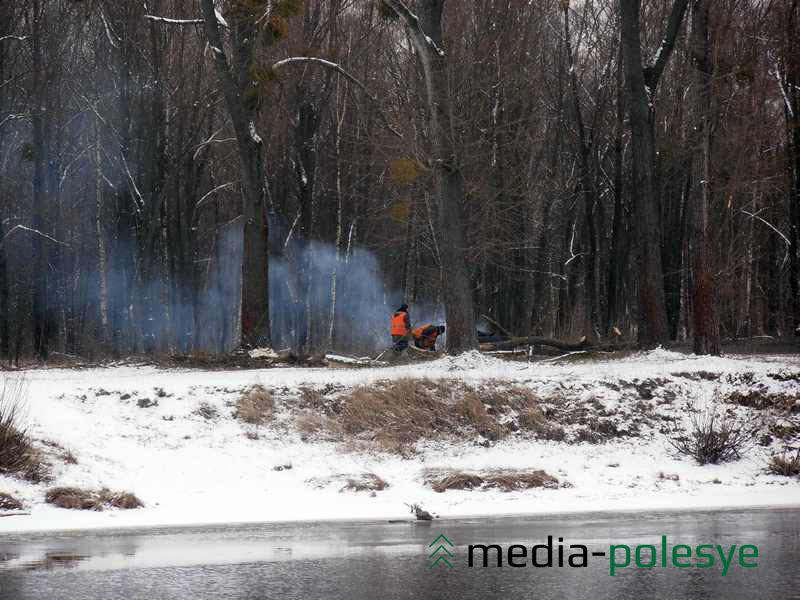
[392,334,408,351]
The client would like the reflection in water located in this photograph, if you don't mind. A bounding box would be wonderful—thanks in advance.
[21,553,88,571]
[0,508,798,600]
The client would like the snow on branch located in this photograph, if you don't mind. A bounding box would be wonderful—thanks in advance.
[380,0,446,57]
[769,56,794,120]
[740,209,790,247]
[0,35,29,43]
[0,225,70,249]
[271,57,402,138]
[196,182,237,211]
[644,0,689,92]
[144,15,205,25]
[145,9,227,28]
[100,9,120,49]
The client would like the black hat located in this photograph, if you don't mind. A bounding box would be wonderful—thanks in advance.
[398,303,409,311]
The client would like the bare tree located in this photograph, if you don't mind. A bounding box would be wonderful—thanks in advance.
[200,0,271,348]
[688,0,720,355]
[381,0,477,353]
[619,0,689,347]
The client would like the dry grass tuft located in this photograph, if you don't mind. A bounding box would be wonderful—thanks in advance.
[427,472,484,492]
[44,487,143,511]
[335,379,506,452]
[235,385,273,425]
[768,450,800,477]
[45,487,104,511]
[425,469,562,493]
[195,402,219,420]
[296,410,326,435]
[306,472,388,492]
[341,473,388,492]
[0,492,23,511]
[724,390,799,413]
[103,491,144,509]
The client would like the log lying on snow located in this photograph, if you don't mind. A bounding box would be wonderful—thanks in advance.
[480,336,637,353]
[480,336,589,352]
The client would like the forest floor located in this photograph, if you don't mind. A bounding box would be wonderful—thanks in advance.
[1,348,799,533]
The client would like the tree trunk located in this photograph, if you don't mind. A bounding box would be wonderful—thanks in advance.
[0,209,9,364]
[787,1,800,333]
[30,0,49,361]
[383,0,477,353]
[619,0,688,347]
[200,0,271,348]
[689,0,721,355]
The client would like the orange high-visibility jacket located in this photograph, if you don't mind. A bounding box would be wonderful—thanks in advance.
[391,312,410,336]
[412,324,433,338]
[412,324,439,349]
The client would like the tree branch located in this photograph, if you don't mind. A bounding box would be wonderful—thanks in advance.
[644,0,690,92]
[380,0,445,57]
[0,225,70,249]
[272,57,402,138]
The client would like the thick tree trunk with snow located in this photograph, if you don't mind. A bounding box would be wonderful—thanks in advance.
[689,0,721,355]
[619,0,688,348]
[383,0,477,354]
[200,0,270,349]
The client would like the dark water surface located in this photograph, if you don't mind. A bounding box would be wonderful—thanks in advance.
[0,507,798,599]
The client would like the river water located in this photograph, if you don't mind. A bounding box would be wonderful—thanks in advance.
[0,507,798,599]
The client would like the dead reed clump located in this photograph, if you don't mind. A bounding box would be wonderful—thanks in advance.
[235,385,274,425]
[768,450,800,477]
[100,490,144,509]
[341,473,388,492]
[44,487,143,510]
[485,470,561,492]
[425,469,563,493]
[44,487,104,511]
[295,411,326,436]
[427,472,484,493]
[0,492,23,511]
[336,379,507,451]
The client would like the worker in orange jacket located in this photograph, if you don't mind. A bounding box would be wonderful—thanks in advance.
[412,323,445,351]
[390,304,411,351]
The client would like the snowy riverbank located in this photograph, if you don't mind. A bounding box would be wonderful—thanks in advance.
[1,349,799,533]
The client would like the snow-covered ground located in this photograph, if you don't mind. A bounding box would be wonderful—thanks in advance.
[1,349,799,533]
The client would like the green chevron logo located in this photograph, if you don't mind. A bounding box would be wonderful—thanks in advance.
[429,534,454,568]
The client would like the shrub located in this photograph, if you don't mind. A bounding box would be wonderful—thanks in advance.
[768,450,800,477]
[235,385,273,425]
[668,407,759,465]
[0,379,49,482]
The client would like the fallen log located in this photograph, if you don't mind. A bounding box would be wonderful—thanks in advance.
[480,336,589,352]
[480,336,638,353]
